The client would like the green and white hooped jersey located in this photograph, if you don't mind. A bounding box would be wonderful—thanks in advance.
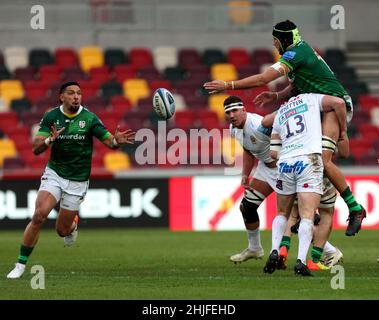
[37,105,111,181]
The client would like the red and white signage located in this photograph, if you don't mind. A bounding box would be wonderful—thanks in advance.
[169,175,379,231]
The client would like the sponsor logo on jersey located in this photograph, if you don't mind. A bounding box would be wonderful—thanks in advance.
[282,50,296,61]
[279,104,308,125]
[79,120,86,128]
[279,161,308,174]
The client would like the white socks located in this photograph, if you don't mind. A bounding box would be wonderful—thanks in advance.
[298,218,313,264]
[247,228,262,251]
[323,241,337,255]
[271,215,287,252]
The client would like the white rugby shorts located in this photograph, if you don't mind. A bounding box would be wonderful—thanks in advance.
[253,160,281,193]
[39,167,89,211]
[276,154,323,195]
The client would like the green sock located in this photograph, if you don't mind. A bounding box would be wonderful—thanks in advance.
[341,187,362,213]
[311,246,323,263]
[280,236,291,250]
[18,244,34,265]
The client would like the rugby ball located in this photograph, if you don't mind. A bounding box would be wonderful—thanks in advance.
[152,88,176,120]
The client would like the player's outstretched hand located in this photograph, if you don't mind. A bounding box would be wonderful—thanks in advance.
[114,126,136,145]
[203,80,227,94]
[50,124,65,142]
[254,91,277,107]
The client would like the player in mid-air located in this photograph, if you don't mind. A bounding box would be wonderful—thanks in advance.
[223,96,280,263]
[204,20,366,237]
[7,82,136,279]
[268,92,347,276]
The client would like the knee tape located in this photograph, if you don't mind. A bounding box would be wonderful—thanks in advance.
[240,198,260,224]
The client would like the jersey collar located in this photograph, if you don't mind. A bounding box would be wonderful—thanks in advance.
[60,105,83,118]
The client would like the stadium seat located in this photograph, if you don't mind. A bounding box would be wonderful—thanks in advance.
[104,151,131,172]
[202,49,226,67]
[174,110,197,130]
[0,65,11,80]
[163,66,187,84]
[227,48,250,67]
[34,96,57,114]
[182,95,207,110]
[29,49,54,69]
[358,95,379,111]
[61,66,87,82]
[0,80,24,108]
[150,80,172,92]
[39,65,62,82]
[251,48,274,66]
[14,66,36,83]
[10,98,31,115]
[110,95,133,114]
[129,47,153,68]
[209,94,229,121]
[137,65,161,82]
[2,157,26,170]
[78,46,104,72]
[84,96,107,112]
[0,111,19,131]
[178,48,202,68]
[78,80,98,98]
[227,0,253,25]
[153,46,179,72]
[89,65,111,84]
[100,81,123,101]
[123,79,150,106]
[4,47,28,72]
[113,64,137,83]
[54,48,78,68]
[0,139,18,167]
[198,110,220,130]
[186,65,210,80]
[21,113,43,128]
[104,48,128,68]
[211,63,237,81]
[24,80,50,104]
[237,64,260,78]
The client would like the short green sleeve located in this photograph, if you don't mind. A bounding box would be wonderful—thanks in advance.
[36,112,53,137]
[91,114,111,141]
[279,48,304,71]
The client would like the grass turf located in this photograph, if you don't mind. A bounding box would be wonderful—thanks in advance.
[0,228,378,300]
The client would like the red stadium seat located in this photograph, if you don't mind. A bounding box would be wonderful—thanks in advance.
[227,48,250,68]
[150,80,172,92]
[39,65,62,82]
[358,95,379,111]
[0,112,19,133]
[113,64,137,83]
[55,48,78,69]
[129,48,153,68]
[24,80,50,103]
[174,110,197,130]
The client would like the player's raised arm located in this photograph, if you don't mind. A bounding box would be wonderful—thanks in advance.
[32,124,65,155]
[203,62,289,94]
[102,126,136,150]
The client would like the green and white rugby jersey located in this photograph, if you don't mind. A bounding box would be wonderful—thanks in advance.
[37,105,111,181]
[279,41,351,110]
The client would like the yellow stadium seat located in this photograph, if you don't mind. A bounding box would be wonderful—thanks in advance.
[104,151,131,172]
[0,80,24,108]
[208,94,229,121]
[211,63,237,81]
[228,1,253,25]
[79,46,104,72]
[0,139,17,167]
[123,79,150,106]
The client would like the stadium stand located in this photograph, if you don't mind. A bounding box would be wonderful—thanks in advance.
[0,45,378,172]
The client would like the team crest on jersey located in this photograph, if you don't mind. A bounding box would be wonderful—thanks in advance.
[250,136,256,144]
[79,120,86,128]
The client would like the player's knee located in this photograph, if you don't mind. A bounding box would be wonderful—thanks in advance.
[240,198,260,223]
[56,225,71,237]
[32,209,48,226]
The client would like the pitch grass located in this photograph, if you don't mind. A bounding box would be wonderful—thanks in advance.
[0,228,378,300]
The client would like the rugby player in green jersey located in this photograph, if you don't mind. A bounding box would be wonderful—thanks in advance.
[7,82,135,279]
[204,20,366,238]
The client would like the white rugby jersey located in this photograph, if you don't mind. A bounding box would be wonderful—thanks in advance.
[272,93,324,160]
[231,112,274,163]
